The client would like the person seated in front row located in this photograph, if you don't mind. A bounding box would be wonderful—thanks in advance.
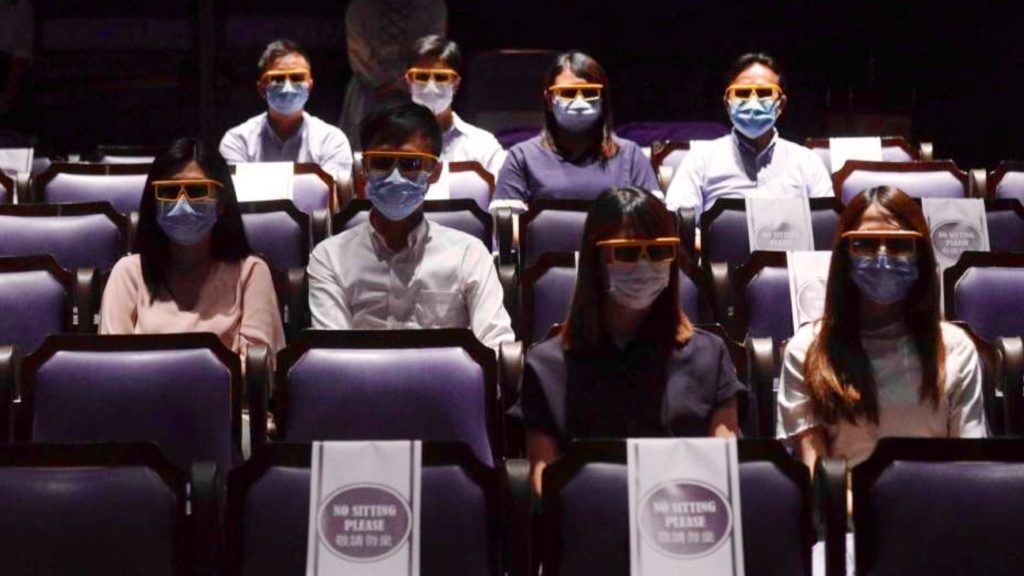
[100,138,286,362]
[777,185,987,475]
[515,187,745,495]
[219,38,354,181]
[665,52,833,248]
[490,51,660,213]
[404,35,506,183]
[307,102,514,350]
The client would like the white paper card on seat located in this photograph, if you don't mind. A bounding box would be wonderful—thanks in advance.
[233,162,294,202]
[306,441,422,576]
[628,438,744,576]
[828,137,882,173]
[787,251,833,331]
[0,147,33,175]
[922,198,990,270]
[745,197,814,253]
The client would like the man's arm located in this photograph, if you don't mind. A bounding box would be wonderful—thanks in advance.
[462,240,514,350]
[307,242,352,329]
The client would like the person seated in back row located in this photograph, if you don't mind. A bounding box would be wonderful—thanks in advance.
[665,52,832,248]
[490,50,660,213]
[307,101,514,350]
[404,35,506,186]
[219,39,354,181]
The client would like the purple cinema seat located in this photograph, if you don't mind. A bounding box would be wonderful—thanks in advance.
[541,440,812,576]
[495,126,540,149]
[332,199,493,248]
[617,122,731,147]
[853,438,1024,575]
[0,203,127,273]
[0,256,74,357]
[984,199,1024,253]
[292,164,334,217]
[227,442,499,576]
[805,136,919,172]
[0,171,12,204]
[445,161,495,212]
[519,199,591,271]
[991,161,1024,201]
[239,200,310,272]
[944,252,1024,342]
[735,251,794,343]
[0,443,185,576]
[273,329,500,467]
[522,252,705,346]
[834,160,968,205]
[35,162,150,214]
[18,334,243,472]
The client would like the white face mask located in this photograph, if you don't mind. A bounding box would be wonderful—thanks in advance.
[605,259,672,310]
[410,80,455,115]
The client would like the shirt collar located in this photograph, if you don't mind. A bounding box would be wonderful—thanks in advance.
[261,111,308,146]
[368,214,430,258]
[731,127,779,159]
[443,111,469,144]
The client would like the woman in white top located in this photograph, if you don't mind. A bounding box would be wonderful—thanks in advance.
[777,185,987,473]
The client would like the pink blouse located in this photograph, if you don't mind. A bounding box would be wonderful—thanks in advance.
[99,254,286,361]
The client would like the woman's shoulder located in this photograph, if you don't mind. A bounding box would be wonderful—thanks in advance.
[939,321,978,359]
[784,321,821,360]
[109,253,143,278]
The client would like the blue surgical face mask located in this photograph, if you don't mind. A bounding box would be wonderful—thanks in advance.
[850,253,920,305]
[728,97,779,140]
[266,80,310,116]
[410,80,455,115]
[366,168,430,222]
[551,96,602,133]
[157,198,218,246]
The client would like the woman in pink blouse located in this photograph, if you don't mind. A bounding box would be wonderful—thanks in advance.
[100,138,285,361]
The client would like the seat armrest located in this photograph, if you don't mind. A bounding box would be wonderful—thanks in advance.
[997,336,1024,436]
[312,208,330,245]
[190,460,222,576]
[919,141,934,162]
[285,267,308,342]
[75,267,98,334]
[499,340,525,457]
[969,168,988,198]
[495,256,518,337]
[745,336,775,438]
[495,207,515,266]
[0,345,15,443]
[246,343,271,451]
[503,458,532,576]
[707,262,733,335]
[15,171,30,204]
[675,207,696,262]
[816,457,848,576]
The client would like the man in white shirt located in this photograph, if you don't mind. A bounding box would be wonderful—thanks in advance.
[308,101,513,350]
[665,53,833,247]
[220,39,354,181]
[405,35,506,196]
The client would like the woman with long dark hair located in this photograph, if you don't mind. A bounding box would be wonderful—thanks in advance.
[490,51,660,212]
[777,186,986,472]
[100,138,285,361]
[517,187,744,494]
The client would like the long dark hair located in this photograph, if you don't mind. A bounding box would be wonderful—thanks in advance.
[136,138,252,298]
[804,186,944,424]
[560,187,692,352]
[541,50,619,161]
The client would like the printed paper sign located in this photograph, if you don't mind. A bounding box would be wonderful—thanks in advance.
[746,197,814,253]
[828,137,882,173]
[0,147,33,175]
[628,438,744,576]
[233,161,294,202]
[922,198,990,270]
[787,251,832,331]
[307,441,422,576]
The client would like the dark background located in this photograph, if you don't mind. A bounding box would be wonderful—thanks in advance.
[18,0,1024,168]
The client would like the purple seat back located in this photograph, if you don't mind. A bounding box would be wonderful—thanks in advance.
[702,201,751,267]
[334,200,491,247]
[0,267,68,356]
[837,161,967,204]
[617,122,730,146]
[278,332,496,466]
[745,265,794,342]
[546,441,810,576]
[856,445,1024,574]
[522,205,589,270]
[0,210,124,271]
[229,444,495,576]
[812,145,916,172]
[240,203,308,271]
[292,172,331,216]
[425,209,491,247]
[952,266,1024,340]
[810,199,842,250]
[446,170,492,212]
[44,173,148,214]
[0,444,183,576]
[22,336,240,471]
[495,126,539,149]
[985,201,1024,253]
[995,172,1024,200]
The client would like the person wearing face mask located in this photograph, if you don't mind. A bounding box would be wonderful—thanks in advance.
[665,53,832,249]
[777,186,986,474]
[307,102,513,350]
[404,35,506,194]
[219,39,353,181]
[514,187,745,496]
[490,51,659,213]
[100,138,286,363]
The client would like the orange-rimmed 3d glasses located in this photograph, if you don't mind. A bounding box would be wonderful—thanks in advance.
[362,150,440,178]
[596,237,680,263]
[152,179,223,202]
[261,69,312,85]
[405,68,460,84]
[547,83,604,102]
[841,230,923,258]
[725,83,783,101]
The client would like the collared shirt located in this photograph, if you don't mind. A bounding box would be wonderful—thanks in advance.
[219,112,354,181]
[307,217,514,351]
[490,134,660,212]
[426,112,507,201]
[665,130,833,221]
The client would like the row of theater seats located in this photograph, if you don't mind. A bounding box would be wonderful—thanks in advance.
[1,329,1021,574]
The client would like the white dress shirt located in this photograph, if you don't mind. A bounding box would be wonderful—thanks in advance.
[219,112,354,181]
[307,216,514,351]
[665,130,833,221]
[426,113,506,201]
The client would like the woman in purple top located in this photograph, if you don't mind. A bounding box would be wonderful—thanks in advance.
[489,51,660,212]
[515,187,744,495]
